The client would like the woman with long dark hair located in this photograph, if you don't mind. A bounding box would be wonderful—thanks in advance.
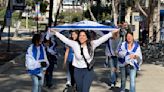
[47,29,119,92]
[63,31,78,88]
[118,32,142,92]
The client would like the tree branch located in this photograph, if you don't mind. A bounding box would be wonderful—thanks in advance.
[136,0,148,17]
[88,0,97,21]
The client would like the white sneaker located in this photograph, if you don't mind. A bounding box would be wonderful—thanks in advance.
[111,84,115,87]
[66,81,71,87]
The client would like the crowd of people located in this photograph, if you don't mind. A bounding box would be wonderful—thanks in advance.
[25,22,142,92]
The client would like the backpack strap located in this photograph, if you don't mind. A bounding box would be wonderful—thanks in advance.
[80,47,92,71]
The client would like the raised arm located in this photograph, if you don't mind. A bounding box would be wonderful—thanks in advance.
[47,29,77,48]
[92,29,119,49]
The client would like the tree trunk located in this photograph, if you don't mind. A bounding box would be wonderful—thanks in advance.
[54,0,63,26]
[112,0,119,26]
[125,7,132,24]
[88,0,97,21]
[148,0,156,43]
[136,0,148,17]
[156,0,160,42]
[14,11,22,37]
[48,0,53,27]
[0,0,9,40]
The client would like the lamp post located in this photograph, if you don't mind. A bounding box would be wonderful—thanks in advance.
[6,0,12,52]
[35,1,40,33]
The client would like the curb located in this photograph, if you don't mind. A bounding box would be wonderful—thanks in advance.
[0,53,25,73]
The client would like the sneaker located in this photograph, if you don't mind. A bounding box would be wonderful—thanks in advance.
[104,62,108,68]
[66,81,71,87]
[111,84,115,88]
[54,64,58,69]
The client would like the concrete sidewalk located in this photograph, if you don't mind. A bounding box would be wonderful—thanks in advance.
[0,33,164,92]
[0,52,164,92]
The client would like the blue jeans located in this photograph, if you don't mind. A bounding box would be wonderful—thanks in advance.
[109,56,118,84]
[120,66,137,92]
[31,72,44,92]
[74,67,95,92]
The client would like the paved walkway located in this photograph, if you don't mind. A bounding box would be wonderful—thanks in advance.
[0,30,164,92]
[0,49,164,92]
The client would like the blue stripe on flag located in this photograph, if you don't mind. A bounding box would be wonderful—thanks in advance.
[51,26,116,29]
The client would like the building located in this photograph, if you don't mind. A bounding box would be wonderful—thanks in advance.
[160,0,164,41]
[160,0,164,27]
[61,0,83,12]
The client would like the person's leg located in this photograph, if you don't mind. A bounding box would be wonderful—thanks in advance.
[38,71,44,92]
[130,68,137,92]
[82,69,95,92]
[69,62,75,86]
[66,61,71,86]
[45,59,55,87]
[74,68,84,92]
[109,57,116,86]
[45,71,49,86]
[104,56,110,68]
[31,75,39,92]
[113,57,119,81]
[120,67,126,92]
[48,60,55,87]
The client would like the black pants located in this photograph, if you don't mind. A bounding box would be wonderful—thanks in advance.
[68,62,75,86]
[45,55,57,87]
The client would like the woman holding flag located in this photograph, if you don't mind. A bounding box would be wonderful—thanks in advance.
[47,28,119,92]
[118,32,142,92]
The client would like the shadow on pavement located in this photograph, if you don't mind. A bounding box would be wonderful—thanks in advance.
[110,87,129,92]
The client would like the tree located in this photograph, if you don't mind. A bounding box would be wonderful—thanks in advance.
[111,0,120,26]
[48,0,53,27]
[0,0,8,7]
[54,0,63,26]
[88,0,97,21]
[0,0,9,40]
[123,0,160,42]
[40,1,48,14]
